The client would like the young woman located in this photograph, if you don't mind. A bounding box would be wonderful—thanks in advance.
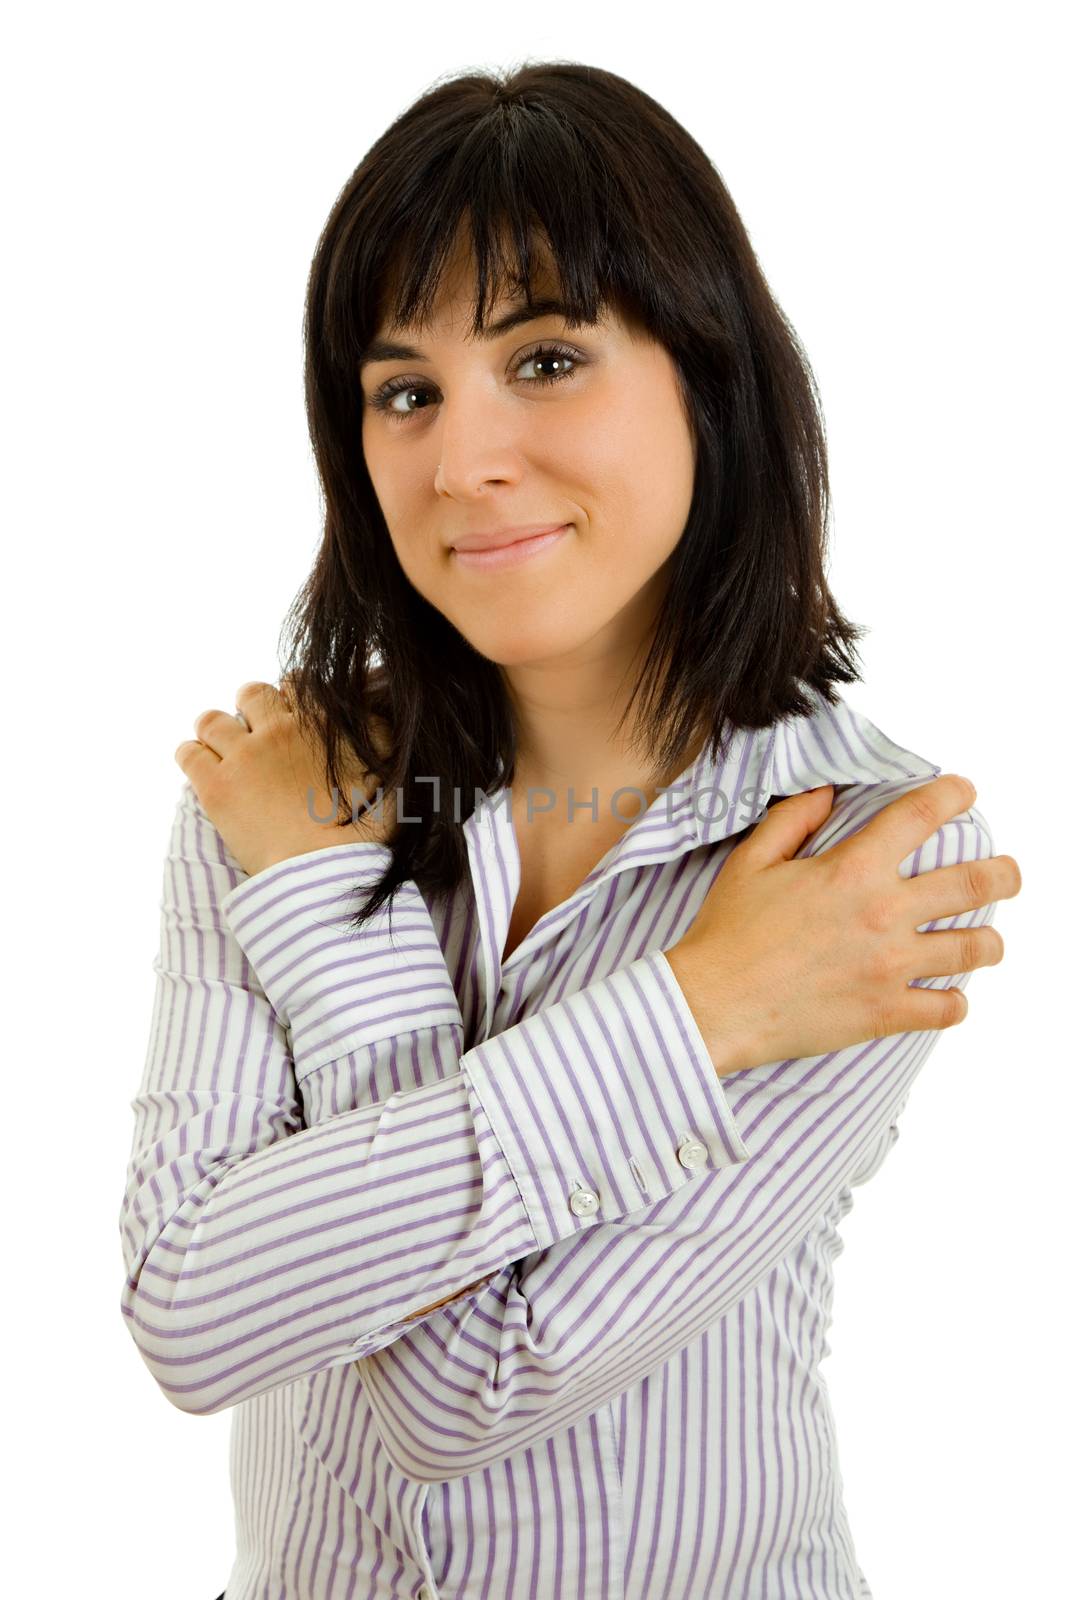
[119,62,1021,1600]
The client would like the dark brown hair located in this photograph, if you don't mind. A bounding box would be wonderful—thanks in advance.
[278,59,866,933]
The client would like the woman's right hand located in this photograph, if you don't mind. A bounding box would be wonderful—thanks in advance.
[663,774,1022,1077]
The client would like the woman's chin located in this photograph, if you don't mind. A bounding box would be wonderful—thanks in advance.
[462,627,587,669]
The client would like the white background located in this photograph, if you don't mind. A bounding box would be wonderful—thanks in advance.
[4,3,1061,1595]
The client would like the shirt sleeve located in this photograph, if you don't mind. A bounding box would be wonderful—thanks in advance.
[346,788,999,1483]
[117,781,751,1417]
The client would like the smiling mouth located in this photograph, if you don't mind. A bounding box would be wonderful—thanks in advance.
[449,524,572,571]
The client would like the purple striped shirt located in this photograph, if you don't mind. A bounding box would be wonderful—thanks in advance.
[118,691,997,1599]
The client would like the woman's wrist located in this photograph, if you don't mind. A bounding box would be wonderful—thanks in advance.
[663,941,756,1079]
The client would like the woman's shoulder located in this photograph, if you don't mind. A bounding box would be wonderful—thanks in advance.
[773,690,996,861]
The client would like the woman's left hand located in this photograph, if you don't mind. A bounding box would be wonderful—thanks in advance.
[174,679,393,877]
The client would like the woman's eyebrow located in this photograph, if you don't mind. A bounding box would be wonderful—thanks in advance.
[358,295,571,372]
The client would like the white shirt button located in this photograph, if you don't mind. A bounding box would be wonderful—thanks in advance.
[569,1187,601,1216]
[677,1136,710,1170]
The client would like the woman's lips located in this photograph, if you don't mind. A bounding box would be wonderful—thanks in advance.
[451,524,571,571]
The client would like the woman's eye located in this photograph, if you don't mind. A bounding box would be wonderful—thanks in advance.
[513,347,577,384]
[368,342,582,423]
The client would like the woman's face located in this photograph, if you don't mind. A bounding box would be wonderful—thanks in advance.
[360,244,697,672]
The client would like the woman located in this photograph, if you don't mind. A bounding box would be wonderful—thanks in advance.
[119,62,1021,1599]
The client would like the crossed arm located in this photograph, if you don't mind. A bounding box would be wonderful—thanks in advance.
[119,778,995,1482]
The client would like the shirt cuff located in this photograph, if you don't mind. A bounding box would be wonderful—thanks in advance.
[461,948,753,1250]
[219,842,464,1078]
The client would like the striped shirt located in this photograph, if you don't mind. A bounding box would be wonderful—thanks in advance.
[119,690,997,1600]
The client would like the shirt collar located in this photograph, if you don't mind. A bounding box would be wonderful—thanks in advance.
[462,692,942,1020]
[477,689,939,852]
[687,690,943,850]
